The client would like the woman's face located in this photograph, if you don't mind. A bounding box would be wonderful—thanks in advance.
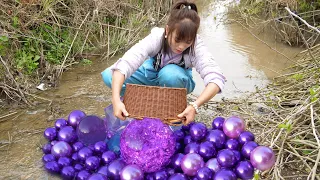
[166,27,193,54]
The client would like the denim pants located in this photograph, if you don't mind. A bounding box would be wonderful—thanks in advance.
[101,58,195,96]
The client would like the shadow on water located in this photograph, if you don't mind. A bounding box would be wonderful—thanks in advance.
[0,0,302,179]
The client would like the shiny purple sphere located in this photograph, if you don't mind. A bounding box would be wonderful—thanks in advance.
[94,141,108,154]
[154,170,168,180]
[58,126,77,143]
[232,150,242,163]
[184,142,200,154]
[181,153,204,176]
[166,168,175,176]
[88,173,108,180]
[42,143,52,154]
[74,164,84,171]
[212,117,225,130]
[183,135,192,145]
[241,141,259,159]
[55,118,68,129]
[85,156,100,171]
[170,153,184,171]
[205,158,221,173]
[107,159,126,179]
[61,166,76,179]
[206,129,226,149]
[235,161,254,180]
[58,157,72,167]
[225,139,240,150]
[217,149,237,168]
[50,140,58,146]
[72,141,84,152]
[214,169,237,180]
[238,131,255,145]
[173,129,185,142]
[42,154,55,163]
[71,153,79,162]
[44,127,57,141]
[168,173,188,180]
[45,161,60,173]
[199,141,216,160]
[98,166,109,176]
[77,115,107,145]
[250,146,276,171]
[196,167,213,180]
[78,147,93,162]
[223,116,245,138]
[51,141,72,158]
[101,151,117,165]
[189,123,207,142]
[77,170,91,180]
[68,110,86,127]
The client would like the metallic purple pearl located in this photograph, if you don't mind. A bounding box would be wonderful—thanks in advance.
[61,166,76,179]
[189,123,207,142]
[241,141,259,159]
[173,130,185,142]
[44,127,57,141]
[78,147,93,162]
[74,164,84,172]
[225,139,240,150]
[72,142,84,152]
[168,173,188,180]
[154,170,168,180]
[71,153,79,163]
[94,141,108,154]
[58,126,77,143]
[45,161,60,173]
[184,142,200,154]
[212,117,225,130]
[58,157,72,168]
[42,143,52,154]
[217,149,236,168]
[55,118,68,129]
[206,130,226,149]
[199,141,216,160]
[196,167,214,180]
[101,151,117,165]
[77,170,91,180]
[238,131,255,145]
[85,156,100,171]
[183,135,192,145]
[42,154,55,163]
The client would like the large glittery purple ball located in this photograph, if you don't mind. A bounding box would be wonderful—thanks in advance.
[120,118,175,173]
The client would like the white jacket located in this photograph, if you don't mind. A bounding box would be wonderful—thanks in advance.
[110,27,226,92]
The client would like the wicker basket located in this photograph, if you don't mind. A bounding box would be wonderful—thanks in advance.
[123,84,187,126]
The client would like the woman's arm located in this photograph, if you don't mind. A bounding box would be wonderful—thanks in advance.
[112,70,129,120]
[178,82,220,124]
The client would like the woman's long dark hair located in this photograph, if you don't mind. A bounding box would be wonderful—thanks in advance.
[162,0,200,56]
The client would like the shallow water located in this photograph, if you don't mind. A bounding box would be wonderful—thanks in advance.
[0,0,302,179]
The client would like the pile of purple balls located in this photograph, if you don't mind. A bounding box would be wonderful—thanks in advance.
[42,109,276,180]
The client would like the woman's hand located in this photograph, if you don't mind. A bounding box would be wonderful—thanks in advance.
[178,105,196,125]
[112,99,129,120]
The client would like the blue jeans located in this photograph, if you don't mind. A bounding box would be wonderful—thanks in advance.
[101,58,195,96]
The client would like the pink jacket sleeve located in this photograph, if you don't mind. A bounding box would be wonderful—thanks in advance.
[110,27,164,78]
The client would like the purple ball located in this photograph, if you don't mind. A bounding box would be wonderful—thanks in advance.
[61,166,76,179]
[74,164,84,171]
[173,129,185,142]
[154,170,168,180]
[68,110,86,127]
[235,161,254,180]
[71,153,79,162]
[73,142,84,152]
[88,173,108,180]
[107,159,126,179]
[51,141,72,158]
[58,126,77,143]
[98,166,109,176]
[232,150,242,163]
[145,173,155,180]
[196,167,213,180]
[184,142,200,154]
[77,115,107,145]
[223,116,245,138]
[101,151,117,165]
[183,135,192,145]
[175,142,183,153]
[42,143,52,154]
[120,164,144,180]
[168,173,188,180]
[225,139,240,150]
[205,158,221,173]
[170,153,184,171]
[77,170,91,180]
[55,118,68,129]
[58,157,72,168]
[50,140,58,146]
[241,141,259,159]
[250,146,276,171]
[120,118,175,173]
[85,156,100,171]
[78,147,93,162]
[166,168,175,176]
[42,154,55,163]
[44,127,57,141]
[238,131,255,145]
[189,123,207,142]
[199,141,216,160]
[217,149,237,168]
[94,141,108,154]
[181,153,204,176]
[212,117,225,130]
[206,130,226,149]
[214,169,237,180]
[45,161,60,173]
